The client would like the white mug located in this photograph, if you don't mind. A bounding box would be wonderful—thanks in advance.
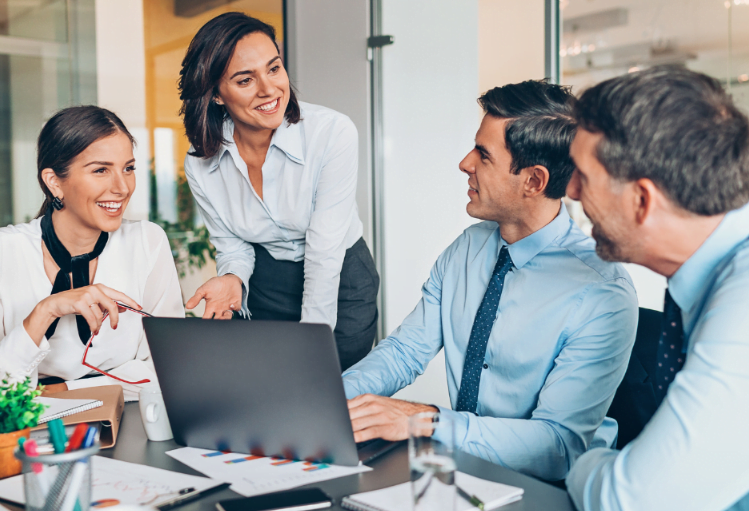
[139,387,173,441]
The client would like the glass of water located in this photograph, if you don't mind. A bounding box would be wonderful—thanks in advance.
[408,412,456,511]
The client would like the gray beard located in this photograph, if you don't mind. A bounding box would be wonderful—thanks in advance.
[592,225,630,263]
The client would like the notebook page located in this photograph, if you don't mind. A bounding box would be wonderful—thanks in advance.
[37,397,103,423]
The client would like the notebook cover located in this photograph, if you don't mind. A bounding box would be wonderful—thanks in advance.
[33,385,124,448]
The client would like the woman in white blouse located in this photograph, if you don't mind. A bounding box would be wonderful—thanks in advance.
[0,106,184,401]
[179,13,379,370]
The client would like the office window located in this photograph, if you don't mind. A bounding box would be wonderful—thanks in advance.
[0,0,96,226]
[556,0,749,310]
[143,0,283,228]
[560,0,749,112]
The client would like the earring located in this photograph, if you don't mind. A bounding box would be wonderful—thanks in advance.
[51,196,64,211]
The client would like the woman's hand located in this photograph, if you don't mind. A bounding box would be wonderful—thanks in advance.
[23,284,142,346]
[186,274,243,320]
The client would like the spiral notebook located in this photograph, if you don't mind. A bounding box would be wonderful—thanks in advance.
[341,472,523,511]
[36,396,103,424]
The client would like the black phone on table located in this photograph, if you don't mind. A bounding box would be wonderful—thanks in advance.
[215,488,333,511]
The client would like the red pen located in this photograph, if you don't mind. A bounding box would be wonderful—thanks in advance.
[66,424,90,452]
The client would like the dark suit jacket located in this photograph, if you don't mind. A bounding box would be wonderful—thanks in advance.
[606,307,662,449]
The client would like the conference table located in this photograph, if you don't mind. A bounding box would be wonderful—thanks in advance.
[3,403,574,510]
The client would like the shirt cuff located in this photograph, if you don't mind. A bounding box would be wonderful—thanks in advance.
[218,265,251,315]
[0,324,50,383]
[566,447,619,511]
[342,377,360,399]
[65,377,141,402]
[433,405,470,447]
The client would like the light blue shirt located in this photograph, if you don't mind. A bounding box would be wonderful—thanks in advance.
[343,204,638,481]
[184,102,364,328]
[567,202,749,511]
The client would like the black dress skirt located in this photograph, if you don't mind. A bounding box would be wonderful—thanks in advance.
[246,237,379,371]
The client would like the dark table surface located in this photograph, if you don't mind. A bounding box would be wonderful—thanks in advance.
[2,403,574,510]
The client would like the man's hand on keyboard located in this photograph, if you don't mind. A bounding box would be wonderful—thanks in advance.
[347,394,438,443]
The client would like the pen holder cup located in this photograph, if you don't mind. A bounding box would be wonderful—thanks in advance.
[15,443,100,511]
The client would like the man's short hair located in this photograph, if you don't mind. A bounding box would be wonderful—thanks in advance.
[574,65,749,216]
[479,80,577,200]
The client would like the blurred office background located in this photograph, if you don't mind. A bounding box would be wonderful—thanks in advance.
[0,0,746,406]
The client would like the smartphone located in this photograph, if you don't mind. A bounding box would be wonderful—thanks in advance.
[216,489,333,511]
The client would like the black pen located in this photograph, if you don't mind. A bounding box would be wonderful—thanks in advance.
[457,485,485,511]
[155,482,231,510]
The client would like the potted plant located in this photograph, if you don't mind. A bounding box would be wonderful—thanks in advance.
[0,376,46,478]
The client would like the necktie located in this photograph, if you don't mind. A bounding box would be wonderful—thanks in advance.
[654,290,686,406]
[455,246,514,414]
[41,205,109,343]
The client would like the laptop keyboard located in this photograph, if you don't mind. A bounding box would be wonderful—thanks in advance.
[356,438,378,449]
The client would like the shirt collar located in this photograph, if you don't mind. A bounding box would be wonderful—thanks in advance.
[209,116,305,172]
[668,201,749,312]
[498,202,571,269]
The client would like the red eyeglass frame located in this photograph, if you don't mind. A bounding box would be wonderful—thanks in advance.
[81,301,153,385]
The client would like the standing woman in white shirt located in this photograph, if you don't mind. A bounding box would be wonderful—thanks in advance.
[0,106,184,401]
[179,13,379,370]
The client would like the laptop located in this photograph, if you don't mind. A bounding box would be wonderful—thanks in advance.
[143,318,398,466]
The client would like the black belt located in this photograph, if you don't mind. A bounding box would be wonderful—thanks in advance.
[38,373,100,386]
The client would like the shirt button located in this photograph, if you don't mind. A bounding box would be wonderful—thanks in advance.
[483,363,489,369]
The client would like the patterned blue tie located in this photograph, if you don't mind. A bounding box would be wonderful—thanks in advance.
[654,290,686,406]
[455,246,514,414]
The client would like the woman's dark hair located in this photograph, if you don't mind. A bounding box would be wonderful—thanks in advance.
[575,65,749,216]
[179,12,301,159]
[478,79,577,200]
[36,105,135,218]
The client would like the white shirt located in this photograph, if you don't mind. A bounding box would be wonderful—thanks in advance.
[0,219,184,401]
[566,202,749,511]
[184,102,364,328]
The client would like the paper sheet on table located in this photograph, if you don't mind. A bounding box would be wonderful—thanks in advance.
[0,456,226,508]
[167,447,372,498]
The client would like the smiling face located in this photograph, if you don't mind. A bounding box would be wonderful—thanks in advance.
[215,31,290,132]
[567,129,641,262]
[45,131,136,233]
[459,115,526,223]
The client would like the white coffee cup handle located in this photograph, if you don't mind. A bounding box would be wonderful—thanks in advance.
[146,402,159,423]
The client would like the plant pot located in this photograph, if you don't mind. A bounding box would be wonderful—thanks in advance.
[0,428,30,478]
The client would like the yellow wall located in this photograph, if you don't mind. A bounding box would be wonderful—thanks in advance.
[143,0,283,171]
[478,0,545,94]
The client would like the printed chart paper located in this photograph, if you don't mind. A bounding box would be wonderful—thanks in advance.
[167,447,371,497]
[0,456,226,508]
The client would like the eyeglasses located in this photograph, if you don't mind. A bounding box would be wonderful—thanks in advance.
[81,301,153,385]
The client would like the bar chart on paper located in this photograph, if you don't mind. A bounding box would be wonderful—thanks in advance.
[166,447,371,497]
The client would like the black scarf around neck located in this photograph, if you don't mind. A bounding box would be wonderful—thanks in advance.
[41,206,109,343]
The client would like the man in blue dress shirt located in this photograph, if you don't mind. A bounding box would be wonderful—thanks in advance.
[343,80,638,482]
[565,66,749,510]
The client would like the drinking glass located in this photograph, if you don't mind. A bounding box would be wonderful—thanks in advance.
[408,412,456,511]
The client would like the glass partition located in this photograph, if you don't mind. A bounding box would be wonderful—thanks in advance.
[0,0,95,226]
[556,0,749,310]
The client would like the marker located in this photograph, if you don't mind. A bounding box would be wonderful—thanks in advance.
[24,440,51,495]
[59,461,87,511]
[48,419,68,454]
[66,424,89,453]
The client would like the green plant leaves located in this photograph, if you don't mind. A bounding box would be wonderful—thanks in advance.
[0,376,47,434]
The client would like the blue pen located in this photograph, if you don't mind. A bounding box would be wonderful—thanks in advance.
[81,426,97,448]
